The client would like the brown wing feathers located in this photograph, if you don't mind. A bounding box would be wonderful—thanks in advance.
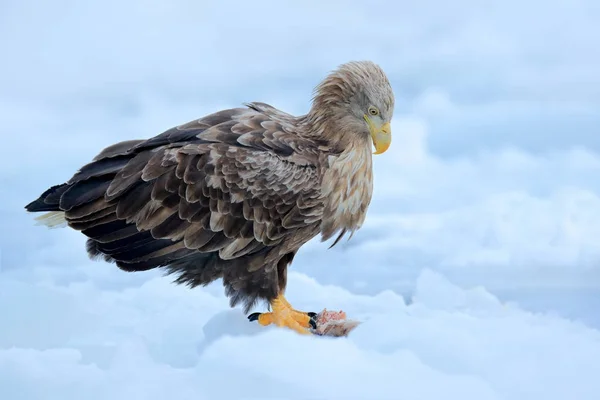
[25,107,324,311]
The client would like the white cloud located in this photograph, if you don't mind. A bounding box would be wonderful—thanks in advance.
[1,269,599,400]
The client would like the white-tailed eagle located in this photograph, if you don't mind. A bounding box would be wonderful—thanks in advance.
[25,61,394,334]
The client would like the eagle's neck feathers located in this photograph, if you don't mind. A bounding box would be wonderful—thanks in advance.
[318,135,374,244]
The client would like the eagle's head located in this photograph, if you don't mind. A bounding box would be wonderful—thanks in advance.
[309,60,395,155]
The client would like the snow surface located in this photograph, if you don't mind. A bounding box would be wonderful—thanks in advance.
[1,267,599,400]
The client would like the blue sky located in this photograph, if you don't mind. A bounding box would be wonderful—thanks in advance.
[1,1,600,398]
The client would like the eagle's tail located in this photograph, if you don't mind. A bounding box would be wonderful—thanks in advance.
[33,211,67,229]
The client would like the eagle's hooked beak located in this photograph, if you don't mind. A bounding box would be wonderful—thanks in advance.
[365,116,392,154]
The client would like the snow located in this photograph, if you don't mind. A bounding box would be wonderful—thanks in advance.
[1,267,598,400]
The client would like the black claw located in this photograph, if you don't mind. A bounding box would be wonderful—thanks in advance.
[248,312,261,322]
[308,312,318,330]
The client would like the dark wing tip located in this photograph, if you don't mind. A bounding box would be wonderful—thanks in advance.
[24,183,69,212]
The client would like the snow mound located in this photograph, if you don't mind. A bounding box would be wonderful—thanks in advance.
[0,268,599,400]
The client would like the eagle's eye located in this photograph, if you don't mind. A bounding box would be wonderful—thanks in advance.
[368,106,379,116]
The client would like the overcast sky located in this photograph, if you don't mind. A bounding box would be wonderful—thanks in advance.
[1,2,600,396]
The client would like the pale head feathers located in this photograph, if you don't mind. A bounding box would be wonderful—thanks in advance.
[302,61,394,152]
[309,62,394,121]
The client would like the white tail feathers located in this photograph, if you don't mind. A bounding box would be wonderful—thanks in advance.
[34,211,67,229]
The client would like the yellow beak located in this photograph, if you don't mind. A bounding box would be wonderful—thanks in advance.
[365,116,392,154]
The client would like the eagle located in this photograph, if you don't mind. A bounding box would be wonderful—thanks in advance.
[25,61,394,335]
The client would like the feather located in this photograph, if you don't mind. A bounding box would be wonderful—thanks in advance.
[92,139,145,161]
[115,181,153,219]
[34,211,67,229]
[68,205,117,224]
[97,231,156,255]
[69,155,130,184]
[59,177,112,211]
[67,198,114,220]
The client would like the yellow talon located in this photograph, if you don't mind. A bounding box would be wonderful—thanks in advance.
[248,294,317,335]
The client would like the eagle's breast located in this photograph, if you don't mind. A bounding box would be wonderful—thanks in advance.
[319,141,374,242]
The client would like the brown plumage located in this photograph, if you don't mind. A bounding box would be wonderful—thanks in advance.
[25,61,394,332]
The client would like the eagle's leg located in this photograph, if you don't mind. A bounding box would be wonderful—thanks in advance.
[248,294,317,335]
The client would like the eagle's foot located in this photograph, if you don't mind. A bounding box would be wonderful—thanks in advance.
[248,294,317,335]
